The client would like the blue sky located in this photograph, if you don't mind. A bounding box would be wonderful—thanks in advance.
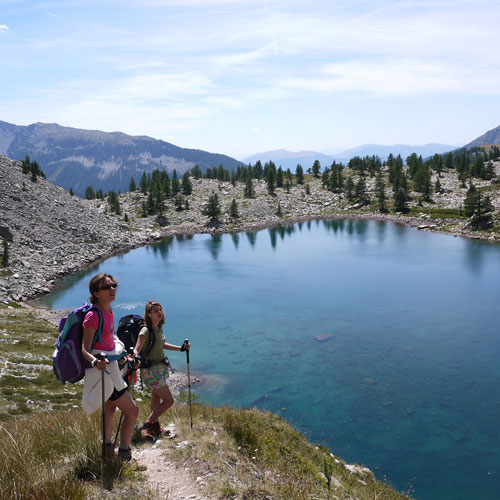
[1,0,499,159]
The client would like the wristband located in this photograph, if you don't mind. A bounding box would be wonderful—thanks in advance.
[91,358,98,367]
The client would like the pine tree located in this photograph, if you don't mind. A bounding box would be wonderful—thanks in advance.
[85,186,96,200]
[191,165,203,179]
[69,187,74,196]
[174,194,185,211]
[354,176,368,202]
[305,183,311,195]
[276,167,284,188]
[182,172,193,195]
[295,164,304,184]
[463,182,494,228]
[172,170,180,195]
[129,177,137,192]
[276,201,283,217]
[375,169,387,212]
[140,172,148,194]
[394,188,408,213]
[244,178,255,198]
[229,198,239,218]
[22,155,30,174]
[345,176,355,201]
[312,160,321,178]
[266,167,275,194]
[202,192,221,221]
[435,178,442,194]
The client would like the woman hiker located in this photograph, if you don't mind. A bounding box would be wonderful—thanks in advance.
[81,272,139,461]
[133,300,190,439]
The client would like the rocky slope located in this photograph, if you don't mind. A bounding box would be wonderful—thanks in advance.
[0,155,157,301]
[1,154,499,303]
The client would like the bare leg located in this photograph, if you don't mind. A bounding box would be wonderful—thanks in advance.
[103,401,117,443]
[147,385,174,423]
[113,391,139,448]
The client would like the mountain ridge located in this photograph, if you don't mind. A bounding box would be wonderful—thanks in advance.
[464,124,500,148]
[0,120,244,196]
[243,143,458,170]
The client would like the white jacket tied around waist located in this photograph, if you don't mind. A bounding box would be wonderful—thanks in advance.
[82,339,128,414]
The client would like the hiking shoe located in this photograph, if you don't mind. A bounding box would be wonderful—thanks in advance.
[140,422,155,442]
[150,421,167,437]
[117,447,132,462]
[104,442,115,459]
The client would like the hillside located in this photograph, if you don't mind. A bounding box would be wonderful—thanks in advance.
[464,124,500,148]
[0,121,243,196]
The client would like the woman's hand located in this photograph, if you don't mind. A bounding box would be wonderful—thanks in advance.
[94,358,108,371]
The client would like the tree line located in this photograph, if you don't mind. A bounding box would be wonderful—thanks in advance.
[74,144,497,225]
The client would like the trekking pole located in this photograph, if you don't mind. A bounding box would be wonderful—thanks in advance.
[182,339,193,429]
[96,352,107,461]
[113,349,140,448]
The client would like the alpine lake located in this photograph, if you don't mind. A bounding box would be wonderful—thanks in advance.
[39,219,500,500]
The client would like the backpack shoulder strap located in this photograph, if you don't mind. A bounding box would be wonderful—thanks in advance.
[87,305,104,348]
[143,324,156,357]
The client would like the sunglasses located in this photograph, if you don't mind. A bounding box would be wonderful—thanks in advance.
[100,283,118,290]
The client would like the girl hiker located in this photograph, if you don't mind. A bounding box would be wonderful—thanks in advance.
[81,273,139,461]
[133,300,190,439]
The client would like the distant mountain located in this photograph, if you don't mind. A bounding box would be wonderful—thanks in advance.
[0,121,243,196]
[331,143,456,163]
[464,124,500,148]
[242,149,333,171]
[244,143,456,170]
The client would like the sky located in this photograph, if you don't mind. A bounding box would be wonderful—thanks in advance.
[1,0,500,160]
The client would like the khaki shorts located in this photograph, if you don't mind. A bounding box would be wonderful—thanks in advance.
[141,363,169,391]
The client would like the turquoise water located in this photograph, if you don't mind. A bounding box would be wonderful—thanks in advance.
[41,220,500,500]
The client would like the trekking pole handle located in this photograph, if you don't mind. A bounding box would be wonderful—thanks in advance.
[182,339,190,362]
[127,347,141,369]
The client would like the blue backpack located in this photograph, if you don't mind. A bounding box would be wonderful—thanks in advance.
[52,302,103,384]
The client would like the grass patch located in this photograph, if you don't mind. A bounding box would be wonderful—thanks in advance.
[165,405,412,500]
[410,207,466,219]
[0,307,84,419]
[0,410,144,500]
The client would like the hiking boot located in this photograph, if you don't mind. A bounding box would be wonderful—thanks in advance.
[117,447,132,462]
[150,421,177,439]
[150,421,167,437]
[140,422,155,442]
[104,442,115,459]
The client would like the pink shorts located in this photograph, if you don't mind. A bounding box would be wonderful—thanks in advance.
[142,363,169,391]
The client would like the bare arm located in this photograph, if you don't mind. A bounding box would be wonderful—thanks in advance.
[164,341,190,352]
[134,334,147,357]
[82,327,107,370]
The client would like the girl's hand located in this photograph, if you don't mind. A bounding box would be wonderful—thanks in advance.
[95,358,108,371]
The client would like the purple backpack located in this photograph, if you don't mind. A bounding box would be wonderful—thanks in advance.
[52,302,103,384]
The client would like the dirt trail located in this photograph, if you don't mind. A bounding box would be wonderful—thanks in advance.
[135,444,216,500]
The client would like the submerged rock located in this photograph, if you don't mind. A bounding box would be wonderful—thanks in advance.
[315,333,333,342]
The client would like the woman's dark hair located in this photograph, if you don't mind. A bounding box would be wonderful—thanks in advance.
[144,300,165,327]
[88,273,118,304]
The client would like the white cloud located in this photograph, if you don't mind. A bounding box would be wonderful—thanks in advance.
[0,24,9,31]
[280,58,500,97]
[204,96,245,109]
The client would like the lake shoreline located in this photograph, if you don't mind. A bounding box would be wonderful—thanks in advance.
[15,210,496,307]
